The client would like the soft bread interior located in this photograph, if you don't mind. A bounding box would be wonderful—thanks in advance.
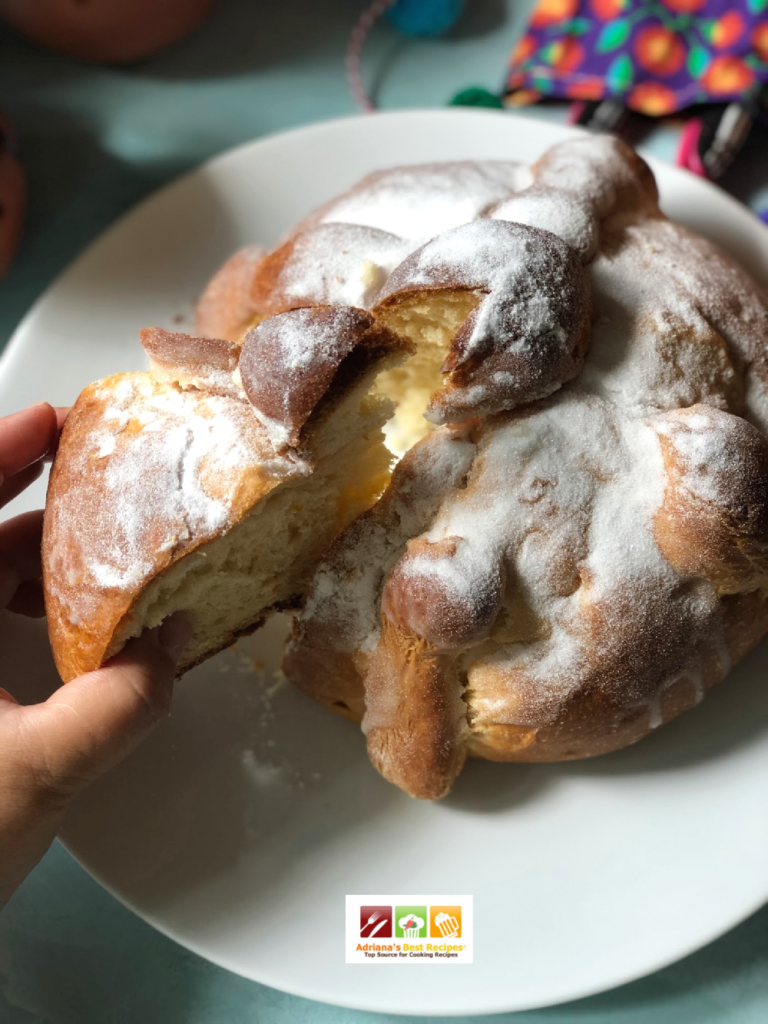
[108,293,484,672]
[112,384,394,673]
[374,291,481,454]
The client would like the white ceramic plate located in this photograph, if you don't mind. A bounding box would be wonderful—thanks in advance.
[1,110,767,1016]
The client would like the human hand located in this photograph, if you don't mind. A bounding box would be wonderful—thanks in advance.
[0,403,193,908]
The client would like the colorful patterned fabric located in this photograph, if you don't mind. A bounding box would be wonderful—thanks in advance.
[505,0,768,115]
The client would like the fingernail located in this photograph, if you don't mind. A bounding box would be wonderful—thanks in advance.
[158,612,195,659]
[0,687,19,705]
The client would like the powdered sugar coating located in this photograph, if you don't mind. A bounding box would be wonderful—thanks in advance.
[45,374,296,628]
[574,217,768,429]
[532,134,657,219]
[313,160,531,241]
[260,224,411,313]
[490,188,598,261]
[383,397,699,723]
[655,410,739,506]
[254,162,531,320]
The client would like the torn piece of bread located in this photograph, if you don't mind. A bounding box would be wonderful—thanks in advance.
[43,308,411,681]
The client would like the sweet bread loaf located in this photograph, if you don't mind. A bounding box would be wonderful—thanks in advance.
[44,134,768,804]
[43,309,410,680]
[275,136,768,798]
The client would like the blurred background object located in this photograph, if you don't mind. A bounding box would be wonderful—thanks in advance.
[347,0,464,109]
[0,0,216,64]
[504,0,768,184]
[0,0,217,275]
[0,109,25,277]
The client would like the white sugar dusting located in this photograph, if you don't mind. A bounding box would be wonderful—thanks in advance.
[278,224,410,310]
[319,160,527,241]
[655,412,740,505]
[491,188,598,261]
[46,375,287,626]
[243,306,371,448]
[274,161,532,314]
[396,398,673,720]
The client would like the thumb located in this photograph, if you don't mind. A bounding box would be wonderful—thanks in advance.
[18,613,194,799]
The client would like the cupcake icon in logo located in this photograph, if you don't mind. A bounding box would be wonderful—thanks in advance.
[395,905,427,938]
[398,913,425,937]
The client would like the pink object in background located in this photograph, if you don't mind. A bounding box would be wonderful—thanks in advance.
[677,118,708,176]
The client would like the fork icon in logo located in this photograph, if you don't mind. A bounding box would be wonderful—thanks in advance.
[359,905,393,938]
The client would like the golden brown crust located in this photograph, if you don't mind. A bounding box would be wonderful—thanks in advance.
[141,326,240,373]
[287,391,768,795]
[365,618,467,801]
[140,326,242,396]
[195,245,266,343]
[652,405,768,592]
[467,587,768,763]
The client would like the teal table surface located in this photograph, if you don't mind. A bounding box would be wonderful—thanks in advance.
[1,1,767,1021]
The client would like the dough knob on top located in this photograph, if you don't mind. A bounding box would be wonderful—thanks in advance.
[653,404,768,592]
[374,220,592,424]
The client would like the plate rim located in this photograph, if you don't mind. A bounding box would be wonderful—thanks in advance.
[56,832,768,1016]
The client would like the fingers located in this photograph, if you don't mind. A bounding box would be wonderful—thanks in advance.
[10,613,194,799]
[43,407,69,463]
[0,404,58,484]
[0,405,67,508]
[0,405,69,611]
[0,510,43,608]
[0,509,43,573]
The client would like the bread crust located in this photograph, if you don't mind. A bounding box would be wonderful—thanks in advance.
[286,408,768,798]
[195,245,266,342]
